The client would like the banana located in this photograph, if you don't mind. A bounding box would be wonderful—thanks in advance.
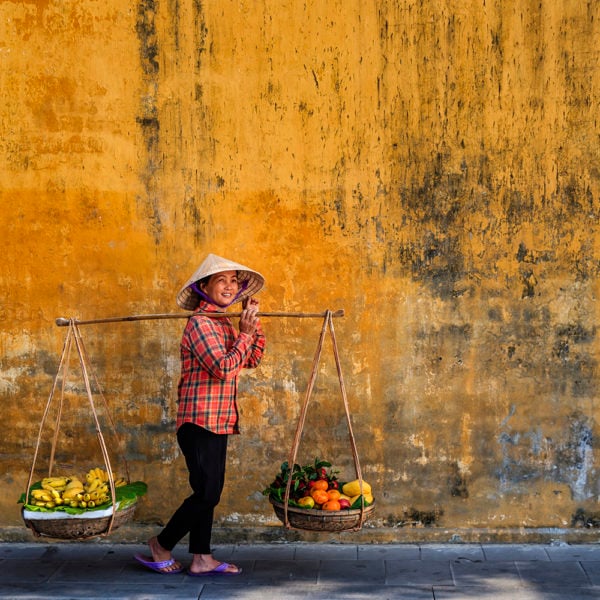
[65,479,83,490]
[85,478,102,493]
[42,477,68,488]
[31,470,124,511]
[31,489,53,501]
[62,487,84,501]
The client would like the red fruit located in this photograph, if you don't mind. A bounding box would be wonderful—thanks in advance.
[338,499,351,509]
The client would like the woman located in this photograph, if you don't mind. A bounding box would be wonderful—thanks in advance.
[135,254,266,576]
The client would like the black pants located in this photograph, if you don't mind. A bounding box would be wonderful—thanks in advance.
[157,423,228,555]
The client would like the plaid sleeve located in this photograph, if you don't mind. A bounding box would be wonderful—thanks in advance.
[190,316,257,380]
[241,321,266,368]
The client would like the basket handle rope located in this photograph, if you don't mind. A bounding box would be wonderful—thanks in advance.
[25,320,129,538]
[282,310,367,531]
[26,324,74,503]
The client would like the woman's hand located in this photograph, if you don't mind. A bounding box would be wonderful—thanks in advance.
[239,297,259,335]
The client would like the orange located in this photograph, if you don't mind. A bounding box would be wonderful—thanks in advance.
[322,500,341,511]
[310,489,329,505]
[311,480,328,491]
[326,489,341,501]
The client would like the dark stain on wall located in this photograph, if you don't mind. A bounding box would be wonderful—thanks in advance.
[448,462,469,498]
[571,508,600,528]
[192,0,208,70]
[136,0,159,75]
[136,0,162,242]
[550,325,597,398]
[411,232,466,300]
[402,506,444,527]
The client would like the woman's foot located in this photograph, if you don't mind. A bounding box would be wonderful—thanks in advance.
[145,536,182,573]
[188,553,241,575]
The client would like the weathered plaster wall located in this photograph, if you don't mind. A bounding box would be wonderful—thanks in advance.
[1,0,599,541]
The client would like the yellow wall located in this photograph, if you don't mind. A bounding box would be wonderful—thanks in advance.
[1,0,599,540]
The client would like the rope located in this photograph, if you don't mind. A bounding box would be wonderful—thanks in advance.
[24,320,130,538]
[282,310,367,531]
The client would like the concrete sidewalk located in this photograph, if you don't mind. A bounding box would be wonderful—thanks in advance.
[0,541,599,599]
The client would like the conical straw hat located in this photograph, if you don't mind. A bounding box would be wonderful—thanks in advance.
[176,254,265,310]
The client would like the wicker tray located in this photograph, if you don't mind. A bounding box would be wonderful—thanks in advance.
[269,497,374,532]
[22,503,137,540]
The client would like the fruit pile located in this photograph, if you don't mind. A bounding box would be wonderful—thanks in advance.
[263,458,374,511]
[26,468,130,510]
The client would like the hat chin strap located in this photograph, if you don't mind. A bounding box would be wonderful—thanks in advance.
[191,280,249,308]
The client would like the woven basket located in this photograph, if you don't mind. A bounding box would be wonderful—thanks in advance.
[22,503,136,540]
[269,497,374,532]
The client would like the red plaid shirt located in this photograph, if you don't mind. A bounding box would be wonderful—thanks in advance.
[176,301,266,434]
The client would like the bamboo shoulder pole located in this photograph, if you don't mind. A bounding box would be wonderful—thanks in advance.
[55,309,344,327]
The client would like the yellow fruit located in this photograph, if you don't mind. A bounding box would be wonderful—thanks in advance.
[62,487,84,501]
[31,490,52,502]
[85,478,101,493]
[65,479,83,490]
[342,479,372,497]
[42,477,67,489]
[297,496,315,509]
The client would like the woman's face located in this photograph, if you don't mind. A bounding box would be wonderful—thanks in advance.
[201,270,239,306]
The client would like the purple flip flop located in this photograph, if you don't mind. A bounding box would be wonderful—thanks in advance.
[187,562,242,576]
[134,553,184,574]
